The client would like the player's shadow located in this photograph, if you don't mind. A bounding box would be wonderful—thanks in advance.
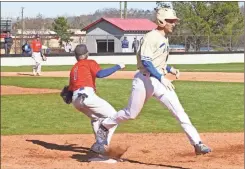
[26,139,190,169]
[123,158,191,169]
[26,139,95,161]
[72,154,190,169]
[17,73,35,76]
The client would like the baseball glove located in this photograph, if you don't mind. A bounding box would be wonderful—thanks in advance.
[41,52,47,61]
[60,85,73,104]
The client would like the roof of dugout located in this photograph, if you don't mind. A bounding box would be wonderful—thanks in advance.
[82,17,157,32]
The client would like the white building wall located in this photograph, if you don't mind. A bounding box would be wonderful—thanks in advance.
[1,53,244,66]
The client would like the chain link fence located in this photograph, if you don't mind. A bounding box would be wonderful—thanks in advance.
[168,34,244,52]
[0,34,86,55]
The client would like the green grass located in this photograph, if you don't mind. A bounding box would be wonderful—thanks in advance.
[1,77,69,89]
[1,63,244,72]
[1,77,244,135]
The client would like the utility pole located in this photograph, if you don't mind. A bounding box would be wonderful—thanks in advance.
[21,7,24,46]
[124,1,127,19]
[120,2,123,19]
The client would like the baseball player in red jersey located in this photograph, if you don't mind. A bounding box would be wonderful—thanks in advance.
[68,44,125,150]
[31,34,43,76]
[91,8,211,156]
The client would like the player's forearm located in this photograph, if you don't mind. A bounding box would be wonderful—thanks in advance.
[96,65,121,78]
[142,60,162,81]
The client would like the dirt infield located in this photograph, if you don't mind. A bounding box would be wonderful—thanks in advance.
[1,133,244,169]
[1,71,244,82]
[1,71,244,169]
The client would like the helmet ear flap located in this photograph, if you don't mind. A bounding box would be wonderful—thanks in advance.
[157,19,166,27]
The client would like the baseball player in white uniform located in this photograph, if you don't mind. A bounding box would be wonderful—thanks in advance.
[91,8,211,156]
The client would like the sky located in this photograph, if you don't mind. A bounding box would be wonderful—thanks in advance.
[1,1,244,19]
[1,1,158,19]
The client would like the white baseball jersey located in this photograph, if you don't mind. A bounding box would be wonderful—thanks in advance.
[100,9,206,149]
[137,29,169,75]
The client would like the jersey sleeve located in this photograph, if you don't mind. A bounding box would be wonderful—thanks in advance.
[90,60,102,77]
[140,34,155,62]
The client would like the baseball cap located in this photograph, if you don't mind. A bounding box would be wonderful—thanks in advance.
[74,44,89,56]
[157,8,179,21]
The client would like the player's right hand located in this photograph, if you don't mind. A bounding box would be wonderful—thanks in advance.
[160,76,175,91]
[118,63,125,69]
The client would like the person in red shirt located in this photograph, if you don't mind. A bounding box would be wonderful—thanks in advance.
[68,44,125,156]
[31,34,43,76]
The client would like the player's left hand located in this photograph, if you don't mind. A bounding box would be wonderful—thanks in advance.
[41,53,47,61]
[42,55,47,61]
[118,63,125,69]
[170,67,180,79]
[60,85,73,104]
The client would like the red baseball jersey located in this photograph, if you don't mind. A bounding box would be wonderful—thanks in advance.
[31,39,42,52]
[69,59,101,91]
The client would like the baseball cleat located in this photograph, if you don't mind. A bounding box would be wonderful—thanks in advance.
[88,154,118,163]
[194,141,211,155]
[90,142,107,155]
[90,124,109,155]
[32,71,37,76]
[97,124,109,145]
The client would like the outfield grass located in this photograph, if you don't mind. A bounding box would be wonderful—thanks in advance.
[1,63,244,72]
[1,77,243,135]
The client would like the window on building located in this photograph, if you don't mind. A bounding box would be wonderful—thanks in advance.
[96,39,114,53]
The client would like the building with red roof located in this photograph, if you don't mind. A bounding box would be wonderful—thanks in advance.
[82,17,157,53]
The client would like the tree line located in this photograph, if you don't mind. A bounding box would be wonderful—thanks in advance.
[12,2,244,51]
[12,8,155,30]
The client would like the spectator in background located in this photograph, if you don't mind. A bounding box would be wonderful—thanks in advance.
[121,36,129,53]
[132,37,140,53]
[68,42,72,53]
[46,48,51,54]
[4,31,13,55]
[64,41,72,53]
[22,40,32,56]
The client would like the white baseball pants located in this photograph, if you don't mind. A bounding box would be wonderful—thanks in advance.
[32,52,42,74]
[122,48,129,52]
[72,87,117,145]
[102,71,202,145]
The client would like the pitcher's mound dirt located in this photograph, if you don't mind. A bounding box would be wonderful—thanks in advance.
[1,133,244,169]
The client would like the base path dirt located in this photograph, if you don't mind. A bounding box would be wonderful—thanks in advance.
[1,85,60,95]
[1,71,244,82]
[1,133,244,169]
